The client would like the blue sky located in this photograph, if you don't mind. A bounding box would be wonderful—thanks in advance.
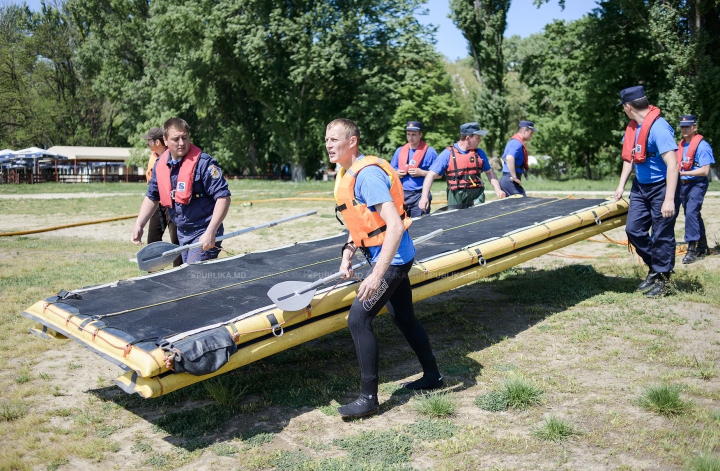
[18,0,599,62]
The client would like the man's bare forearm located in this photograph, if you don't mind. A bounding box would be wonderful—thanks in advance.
[662,152,678,201]
[680,165,710,177]
[206,196,231,235]
[136,197,160,229]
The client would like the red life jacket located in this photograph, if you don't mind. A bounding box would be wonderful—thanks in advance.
[155,144,203,207]
[677,134,704,171]
[445,146,483,191]
[510,134,529,172]
[621,106,661,164]
[334,156,411,248]
[397,141,428,170]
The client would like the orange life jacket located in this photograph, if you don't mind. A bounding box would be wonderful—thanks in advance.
[155,144,203,207]
[445,146,483,191]
[146,151,159,183]
[677,134,704,171]
[621,106,661,164]
[334,156,412,248]
[397,141,428,170]
[510,134,529,172]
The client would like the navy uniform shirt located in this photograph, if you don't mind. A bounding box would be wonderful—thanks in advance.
[147,152,231,230]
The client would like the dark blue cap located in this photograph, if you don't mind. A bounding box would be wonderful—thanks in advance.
[460,122,489,136]
[519,120,538,132]
[405,121,422,131]
[618,85,646,106]
[679,115,697,126]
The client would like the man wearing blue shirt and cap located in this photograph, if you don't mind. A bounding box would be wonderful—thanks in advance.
[500,121,537,196]
[677,114,715,264]
[417,122,505,212]
[613,85,679,298]
[390,121,440,217]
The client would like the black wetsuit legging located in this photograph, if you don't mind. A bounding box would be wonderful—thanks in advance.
[347,259,439,397]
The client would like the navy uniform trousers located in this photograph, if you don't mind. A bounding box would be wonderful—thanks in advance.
[177,225,224,264]
[626,178,680,274]
[500,173,526,196]
[679,178,708,243]
[404,189,431,217]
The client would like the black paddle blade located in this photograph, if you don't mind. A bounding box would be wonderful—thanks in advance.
[267,280,316,311]
[136,241,181,272]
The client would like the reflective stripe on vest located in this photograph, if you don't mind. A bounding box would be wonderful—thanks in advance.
[445,146,483,191]
[510,134,529,172]
[622,106,661,164]
[333,156,412,248]
[397,141,428,170]
[156,144,203,207]
[677,134,704,171]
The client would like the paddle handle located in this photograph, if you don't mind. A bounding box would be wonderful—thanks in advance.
[414,228,443,244]
[161,210,317,256]
[298,261,368,294]
[296,230,442,294]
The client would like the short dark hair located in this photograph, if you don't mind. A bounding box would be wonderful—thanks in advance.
[327,118,360,141]
[459,134,472,140]
[518,126,531,133]
[163,118,190,137]
[627,97,649,111]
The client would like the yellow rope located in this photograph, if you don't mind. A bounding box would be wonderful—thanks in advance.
[0,214,139,237]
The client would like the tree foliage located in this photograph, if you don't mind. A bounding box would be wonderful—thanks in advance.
[508,0,720,178]
[2,0,719,181]
[450,0,511,155]
[64,0,460,180]
[0,2,117,149]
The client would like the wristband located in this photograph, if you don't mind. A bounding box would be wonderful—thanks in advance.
[341,242,356,258]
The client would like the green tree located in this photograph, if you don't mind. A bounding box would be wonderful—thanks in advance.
[0,4,34,148]
[0,2,116,149]
[449,0,511,155]
[388,55,465,154]
[70,0,446,180]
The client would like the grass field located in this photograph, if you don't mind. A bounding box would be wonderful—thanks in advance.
[1,181,719,470]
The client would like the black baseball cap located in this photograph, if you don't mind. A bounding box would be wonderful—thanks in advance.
[142,127,164,140]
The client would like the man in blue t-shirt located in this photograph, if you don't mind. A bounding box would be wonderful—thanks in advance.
[327,118,441,419]
[418,122,505,212]
[613,86,680,298]
[390,121,439,217]
[500,121,537,196]
[677,114,715,264]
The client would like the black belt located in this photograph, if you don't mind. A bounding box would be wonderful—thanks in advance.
[681,178,707,185]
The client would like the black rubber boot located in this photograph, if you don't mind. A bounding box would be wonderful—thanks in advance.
[402,375,444,391]
[697,236,711,256]
[337,394,379,419]
[637,270,659,292]
[683,241,698,264]
[645,273,669,298]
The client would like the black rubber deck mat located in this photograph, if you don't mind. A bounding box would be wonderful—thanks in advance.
[55,197,605,344]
